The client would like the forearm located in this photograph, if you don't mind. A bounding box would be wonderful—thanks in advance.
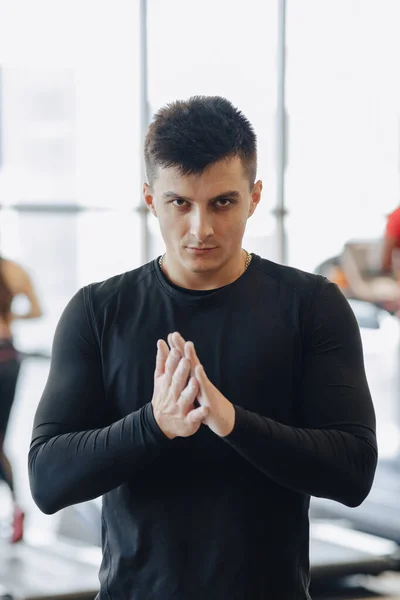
[28,402,169,514]
[223,405,377,507]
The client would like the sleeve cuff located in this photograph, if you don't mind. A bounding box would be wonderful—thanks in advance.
[222,404,248,442]
[143,402,172,445]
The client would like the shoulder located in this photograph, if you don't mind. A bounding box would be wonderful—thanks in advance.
[386,207,400,236]
[0,258,31,290]
[60,261,157,345]
[252,255,325,301]
[84,260,157,314]
[2,257,25,275]
[251,255,344,337]
[387,206,400,221]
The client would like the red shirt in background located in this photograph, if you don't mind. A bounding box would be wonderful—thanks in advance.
[386,207,400,243]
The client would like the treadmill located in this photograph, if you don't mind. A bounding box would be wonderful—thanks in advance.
[56,499,400,587]
[309,520,400,582]
[1,520,398,599]
[0,534,100,600]
[310,459,400,544]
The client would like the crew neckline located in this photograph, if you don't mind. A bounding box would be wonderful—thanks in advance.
[154,253,259,306]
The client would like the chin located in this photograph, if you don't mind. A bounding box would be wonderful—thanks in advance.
[188,260,220,274]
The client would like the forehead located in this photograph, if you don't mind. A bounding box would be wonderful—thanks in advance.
[154,156,248,199]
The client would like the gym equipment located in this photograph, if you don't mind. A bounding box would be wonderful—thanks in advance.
[56,499,400,585]
[0,535,100,599]
[311,459,400,544]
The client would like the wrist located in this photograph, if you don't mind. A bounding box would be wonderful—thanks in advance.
[150,404,176,440]
[215,401,236,437]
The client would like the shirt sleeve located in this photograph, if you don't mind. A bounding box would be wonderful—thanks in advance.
[386,207,400,240]
[28,287,170,515]
[223,279,378,508]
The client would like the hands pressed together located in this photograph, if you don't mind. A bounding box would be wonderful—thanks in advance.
[151,332,236,440]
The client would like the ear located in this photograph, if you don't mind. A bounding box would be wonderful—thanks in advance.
[248,180,262,218]
[143,183,157,217]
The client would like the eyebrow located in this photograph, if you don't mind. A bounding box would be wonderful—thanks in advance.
[162,190,241,202]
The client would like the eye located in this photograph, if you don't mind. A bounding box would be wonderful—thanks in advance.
[215,198,234,208]
[172,198,188,208]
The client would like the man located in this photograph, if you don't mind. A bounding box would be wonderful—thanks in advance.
[28,96,377,599]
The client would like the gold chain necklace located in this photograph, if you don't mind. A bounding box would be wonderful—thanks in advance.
[158,250,252,271]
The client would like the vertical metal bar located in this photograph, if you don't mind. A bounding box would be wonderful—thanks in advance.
[139,0,150,264]
[0,68,3,173]
[275,0,288,264]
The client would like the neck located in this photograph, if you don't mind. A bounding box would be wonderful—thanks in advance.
[160,249,250,291]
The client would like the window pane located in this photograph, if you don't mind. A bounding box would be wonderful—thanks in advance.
[147,0,279,259]
[286,0,400,272]
[0,68,76,206]
[0,1,142,211]
[77,211,142,285]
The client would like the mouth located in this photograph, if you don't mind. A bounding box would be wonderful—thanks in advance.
[185,247,217,255]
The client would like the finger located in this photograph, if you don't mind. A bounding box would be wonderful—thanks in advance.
[170,357,191,398]
[165,347,181,376]
[184,341,201,378]
[172,331,186,354]
[167,333,174,349]
[185,341,201,366]
[195,363,209,388]
[154,339,169,379]
[178,377,199,412]
[187,405,209,423]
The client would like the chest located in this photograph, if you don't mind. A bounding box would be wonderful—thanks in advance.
[102,297,301,425]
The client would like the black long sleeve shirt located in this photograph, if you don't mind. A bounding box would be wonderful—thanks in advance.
[28,254,377,599]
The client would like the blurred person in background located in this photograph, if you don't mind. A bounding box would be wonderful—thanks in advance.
[381,205,400,273]
[29,96,377,599]
[0,252,42,542]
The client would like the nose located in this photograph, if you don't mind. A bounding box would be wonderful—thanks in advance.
[189,207,214,243]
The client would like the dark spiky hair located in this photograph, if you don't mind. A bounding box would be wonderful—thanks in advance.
[144,96,257,190]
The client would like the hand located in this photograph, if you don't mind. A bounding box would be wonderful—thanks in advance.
[167,332,236,437]
[151,340,209,439]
